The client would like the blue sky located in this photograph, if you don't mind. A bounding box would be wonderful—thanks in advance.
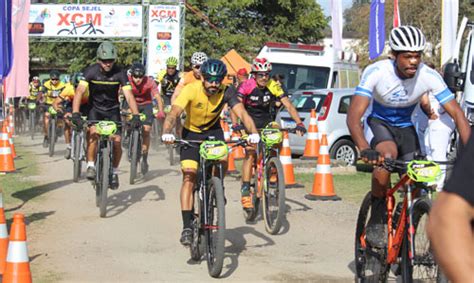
[316,0,354,16]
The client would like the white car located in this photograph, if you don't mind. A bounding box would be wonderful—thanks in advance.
[276,88,358,165]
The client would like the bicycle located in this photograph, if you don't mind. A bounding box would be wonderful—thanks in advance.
[355,158,453,282]
[90,120,118,218]
[127,113,146,185]
[47,106,59,157]
[243,124,292,235]
[57,21,104,35]
[174,138,246,278]
[71,116,87,182]
[27,101,38,140]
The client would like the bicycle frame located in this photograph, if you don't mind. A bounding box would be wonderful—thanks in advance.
[197,158,224,231]
[254,141,280,197]
[360,173,426,265]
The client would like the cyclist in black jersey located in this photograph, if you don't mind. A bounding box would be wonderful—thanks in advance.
[72,42,140,190]
[157,56,181,107]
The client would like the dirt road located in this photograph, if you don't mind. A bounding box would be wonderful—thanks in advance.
[15,136,361,282]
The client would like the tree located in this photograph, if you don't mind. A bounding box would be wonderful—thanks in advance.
[345,0,474,69]
[184,0,327,66]
[29,0,328,73]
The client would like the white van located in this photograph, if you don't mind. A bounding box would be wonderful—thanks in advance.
[257,42,360,95]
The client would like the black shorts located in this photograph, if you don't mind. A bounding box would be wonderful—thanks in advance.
[180,127,224,170]
[138,103,154,126]
[88,107,122,135]
[444,132,474,206]
[368,117,420,161]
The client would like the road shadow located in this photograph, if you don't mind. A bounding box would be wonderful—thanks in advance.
[7,180,73,212]
[6,211,56,228]
[38,149,67,157]
[133,168,178,184]
[105,185,165,218]
[219,226,275,278]
[20,142,43,148]
[286,197,313,212]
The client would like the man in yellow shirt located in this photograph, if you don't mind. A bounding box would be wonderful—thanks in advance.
[42,70,66,147]
[162,59,260,246]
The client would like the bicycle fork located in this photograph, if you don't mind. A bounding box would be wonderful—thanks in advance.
[406,184,416,266]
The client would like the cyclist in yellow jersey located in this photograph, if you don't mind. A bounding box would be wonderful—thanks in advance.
[53,73,90,159]
[27,76,43,102]
[162,59,260,246]
[42,70,66,147]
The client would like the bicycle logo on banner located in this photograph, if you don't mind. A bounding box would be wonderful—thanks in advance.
[57,21,104,36]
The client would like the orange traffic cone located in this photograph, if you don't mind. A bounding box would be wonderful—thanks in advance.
[0,132,15,173]
[5,120,16,159]
[280,131,304,188]
[305,128,341,201]
[231,132,245,160]
[8,106,15,137]
[0,192,9,274]
[3,213,32,283]
[301,109,319,159]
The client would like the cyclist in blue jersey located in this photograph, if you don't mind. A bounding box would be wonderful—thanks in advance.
[347,26,471,248]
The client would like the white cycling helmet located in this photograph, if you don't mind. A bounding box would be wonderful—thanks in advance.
[190,52,208,66]
[389,25,426,52]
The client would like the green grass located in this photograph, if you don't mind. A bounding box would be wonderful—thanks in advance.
[295,171,372,203]
[0,144,39,216]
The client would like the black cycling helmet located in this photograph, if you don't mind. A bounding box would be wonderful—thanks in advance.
[50,70,60,80]
[130,62,146,78]
[200,59,227,82]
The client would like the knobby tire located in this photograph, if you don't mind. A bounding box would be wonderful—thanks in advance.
[73,132,82,182]
[130,130,139,185]
[205,177,225,278]
[99,145,110,218]
[262,157,286,235]
[48,118,56,157]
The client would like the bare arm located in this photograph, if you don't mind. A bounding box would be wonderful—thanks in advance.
[230,97,242,125]
[427,192,474,283]
[419,94,437,120]
[73,84,86,113]
[52,97,62,111]
[230,103,258,134]
[123,88,139,115]
[347,95,371,151]
[171,77,185,104]
[163,105,184,134]
[443,100,471,145]
[280,96,302,124]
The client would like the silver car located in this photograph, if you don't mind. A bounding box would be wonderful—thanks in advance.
[276,88,358,165]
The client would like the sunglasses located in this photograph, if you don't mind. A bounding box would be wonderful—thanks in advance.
[204,75,224,83]
[132,75,144,79]
[167,66,177,70]
[256,73,270,78]
[51,78,59,81]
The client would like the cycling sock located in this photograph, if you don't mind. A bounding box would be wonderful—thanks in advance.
[241,182,251,195]
[113,167,119,174]
[87,161,95,168]
[182,210,193,229]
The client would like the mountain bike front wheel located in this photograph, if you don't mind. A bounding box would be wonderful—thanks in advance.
[129,129,140,185]
[73,132,82,182]
[204,177,225,278]
[29,110,35,140]
[99,145,110,218]
[262,157,286,235]
[355,191,389,282]
[168,144,175,166]
[401,198,446,283]
[48,118,56,157]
